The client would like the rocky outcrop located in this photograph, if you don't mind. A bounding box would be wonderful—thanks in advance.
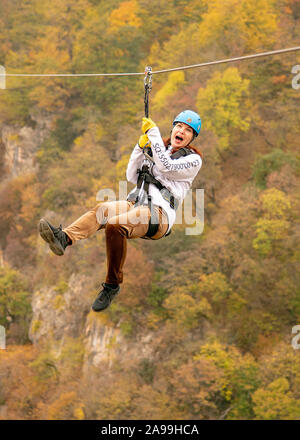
[1,113,52,178]
[29,271,155,373]
[84,319,123,369]
[29,273,91,345]
[83,316,154,372]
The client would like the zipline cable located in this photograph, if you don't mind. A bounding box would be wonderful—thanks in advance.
[0,46,300,78]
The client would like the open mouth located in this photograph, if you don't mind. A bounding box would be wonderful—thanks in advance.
[175,135,183,142]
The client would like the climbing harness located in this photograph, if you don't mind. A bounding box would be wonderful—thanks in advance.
[127,67,195,239]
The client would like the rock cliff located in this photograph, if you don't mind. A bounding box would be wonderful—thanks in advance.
[1,113,52,178]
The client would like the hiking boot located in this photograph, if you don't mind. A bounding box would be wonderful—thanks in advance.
[39,218,70,256]
[92,283,120,312]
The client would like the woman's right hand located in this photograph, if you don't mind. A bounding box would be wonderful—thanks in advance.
[142,117,157,134]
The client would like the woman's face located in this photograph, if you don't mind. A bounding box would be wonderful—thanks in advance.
[171,122,194,148]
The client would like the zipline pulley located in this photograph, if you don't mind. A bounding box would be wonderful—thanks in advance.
[144,66,152,118]
[143,66,154,163]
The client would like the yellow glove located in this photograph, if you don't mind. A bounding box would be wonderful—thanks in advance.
[138,134,150,149]
[142,117,157,134]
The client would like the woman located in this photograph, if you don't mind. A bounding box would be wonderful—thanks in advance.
[39,110,202,312]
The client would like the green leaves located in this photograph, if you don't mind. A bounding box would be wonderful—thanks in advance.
[252,149,297,189]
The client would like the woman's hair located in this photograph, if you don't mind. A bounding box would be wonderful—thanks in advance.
[163,137,203,159]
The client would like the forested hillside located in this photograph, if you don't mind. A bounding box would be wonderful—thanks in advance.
[0,0,300,420]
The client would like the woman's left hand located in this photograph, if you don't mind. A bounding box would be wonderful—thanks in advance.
[138,134,151,149]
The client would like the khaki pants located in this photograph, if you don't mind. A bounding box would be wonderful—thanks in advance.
[63,200,169,285]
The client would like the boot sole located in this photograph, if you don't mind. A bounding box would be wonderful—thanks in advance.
[39,219,65,256]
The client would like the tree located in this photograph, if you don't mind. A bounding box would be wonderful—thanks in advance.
[0,267,32,343]
[194,0,278,54]
[163,290,211,330]
[252,149,297,189]
[197,67,251,152]
[108,1,141,34]
[153,71,185,111]
[253,378,300,420]
[252,188,292,256]
[197,340,259,419]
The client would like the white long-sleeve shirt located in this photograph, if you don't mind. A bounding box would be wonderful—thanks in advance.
[126,126,202,233]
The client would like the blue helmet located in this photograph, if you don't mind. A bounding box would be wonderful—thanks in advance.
[173,110,202,136]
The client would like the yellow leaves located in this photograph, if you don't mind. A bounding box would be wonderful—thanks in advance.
[95,377,137,419]
[164,290,211,330]
[240,0,278,50]
[260,188,291,220]
[252,378,300,420]
[108,1,141,34]
[75,122,103,146]
[73,406,85,420]
[253,218,290,253]
[94,124,104,142]
[153,71,185,111]
[198,272,232,303]
[146,311,164,330]
[74,135,84,147]
[253,188,292,255]
[226,292,247,318]
[195,340,259,412]
[48,391,82,420]
[198,0,278,51]
[197,67,251,151]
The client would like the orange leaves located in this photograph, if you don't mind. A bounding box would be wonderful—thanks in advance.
[47,391,84,420]
[271,74,287,84]
[0,345,38,419]
[168,358,223,417]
